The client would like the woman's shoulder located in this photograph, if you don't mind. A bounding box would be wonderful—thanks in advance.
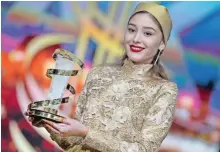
[148,77,178,93]
[159,79,177,87]
[156,79,178,95]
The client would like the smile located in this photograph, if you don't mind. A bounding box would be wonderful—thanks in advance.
[130,45,145,52]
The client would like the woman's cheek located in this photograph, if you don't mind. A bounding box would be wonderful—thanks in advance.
[125,32,133,41]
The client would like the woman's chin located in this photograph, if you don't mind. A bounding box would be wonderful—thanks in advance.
[127,53,141,60]
[127,56,143,64]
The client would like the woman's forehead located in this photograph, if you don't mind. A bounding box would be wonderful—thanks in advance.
[128,13,159,30]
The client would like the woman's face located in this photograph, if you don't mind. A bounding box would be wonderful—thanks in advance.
[124,12,165,64]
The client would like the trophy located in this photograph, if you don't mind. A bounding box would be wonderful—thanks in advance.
[26,48,84,123]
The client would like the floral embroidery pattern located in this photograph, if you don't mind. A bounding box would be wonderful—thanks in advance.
[47,59,178,152]
[120,141,139,152]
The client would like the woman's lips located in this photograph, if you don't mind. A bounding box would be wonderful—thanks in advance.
[130,45,145,52]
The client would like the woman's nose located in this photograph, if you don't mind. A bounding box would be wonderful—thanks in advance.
[133,33,141,43]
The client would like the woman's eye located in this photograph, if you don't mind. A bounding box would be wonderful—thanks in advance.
[128,28,135,33]
[144,32,152,36]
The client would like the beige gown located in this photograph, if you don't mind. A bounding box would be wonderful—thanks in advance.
[47,58,178,152]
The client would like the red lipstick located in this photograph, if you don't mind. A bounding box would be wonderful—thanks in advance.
[130,45,145,52]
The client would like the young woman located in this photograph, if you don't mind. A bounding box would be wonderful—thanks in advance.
[27,2,178,152]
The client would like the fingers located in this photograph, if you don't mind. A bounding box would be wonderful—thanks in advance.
[42,119,53,126]
[25,110,43,127]
[42,119,71,136]
[42,119,63,132]
[26,115,43,127]
[32,119,42,126]
[28,117,34,122]
[44,123,67,136]
[44,124,60,134]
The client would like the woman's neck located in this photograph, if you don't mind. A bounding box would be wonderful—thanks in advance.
[121,58,154,79]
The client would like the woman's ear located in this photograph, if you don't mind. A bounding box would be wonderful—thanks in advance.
[159,40,166,51]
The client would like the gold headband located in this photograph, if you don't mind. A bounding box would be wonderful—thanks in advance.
[131,2,172,45]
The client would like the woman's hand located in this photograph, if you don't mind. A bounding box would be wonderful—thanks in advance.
[24,110,88,137]
[42,118,88,137]
[24,110,45,128]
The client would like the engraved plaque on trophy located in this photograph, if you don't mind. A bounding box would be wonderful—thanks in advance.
[26,48,84,123]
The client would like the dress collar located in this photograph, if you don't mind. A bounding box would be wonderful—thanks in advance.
[121,58,153,79]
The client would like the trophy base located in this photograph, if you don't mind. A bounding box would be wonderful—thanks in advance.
[27,109,64,123]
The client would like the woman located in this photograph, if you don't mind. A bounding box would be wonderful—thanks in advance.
[27,2,178,152]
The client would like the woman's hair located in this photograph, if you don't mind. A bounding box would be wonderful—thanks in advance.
[122,11,169,80]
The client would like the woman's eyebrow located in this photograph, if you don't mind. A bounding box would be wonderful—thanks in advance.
[128,23,156,31]
[143,26,156,31]
[128,23,136,27]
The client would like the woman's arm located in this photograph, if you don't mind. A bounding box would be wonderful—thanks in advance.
[46,67,96,150]
[134,81,178,152]
[69,81,178,152]
[47,77,178,152]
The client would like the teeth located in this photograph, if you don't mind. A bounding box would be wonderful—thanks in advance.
[131,47,143,51]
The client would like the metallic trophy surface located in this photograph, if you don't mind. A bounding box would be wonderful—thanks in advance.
[27,48,84,123]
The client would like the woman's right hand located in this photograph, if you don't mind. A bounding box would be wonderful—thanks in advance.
[24,110,45,128]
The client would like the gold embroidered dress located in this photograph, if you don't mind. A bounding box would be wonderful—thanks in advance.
[48,59,178,152]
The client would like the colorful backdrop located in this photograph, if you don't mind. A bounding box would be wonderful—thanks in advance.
[1,1,220,152]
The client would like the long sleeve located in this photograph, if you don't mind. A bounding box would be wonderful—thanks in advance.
[137,81,178,152]
[75,81,178,152]
[47,64,178,152]
[46,67,96,151]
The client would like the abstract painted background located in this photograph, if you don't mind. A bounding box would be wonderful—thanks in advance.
[1,1,220,152]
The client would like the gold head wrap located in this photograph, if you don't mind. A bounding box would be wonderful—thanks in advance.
[130,2,172,45]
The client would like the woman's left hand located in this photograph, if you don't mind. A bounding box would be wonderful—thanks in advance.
[43,118,88,137]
